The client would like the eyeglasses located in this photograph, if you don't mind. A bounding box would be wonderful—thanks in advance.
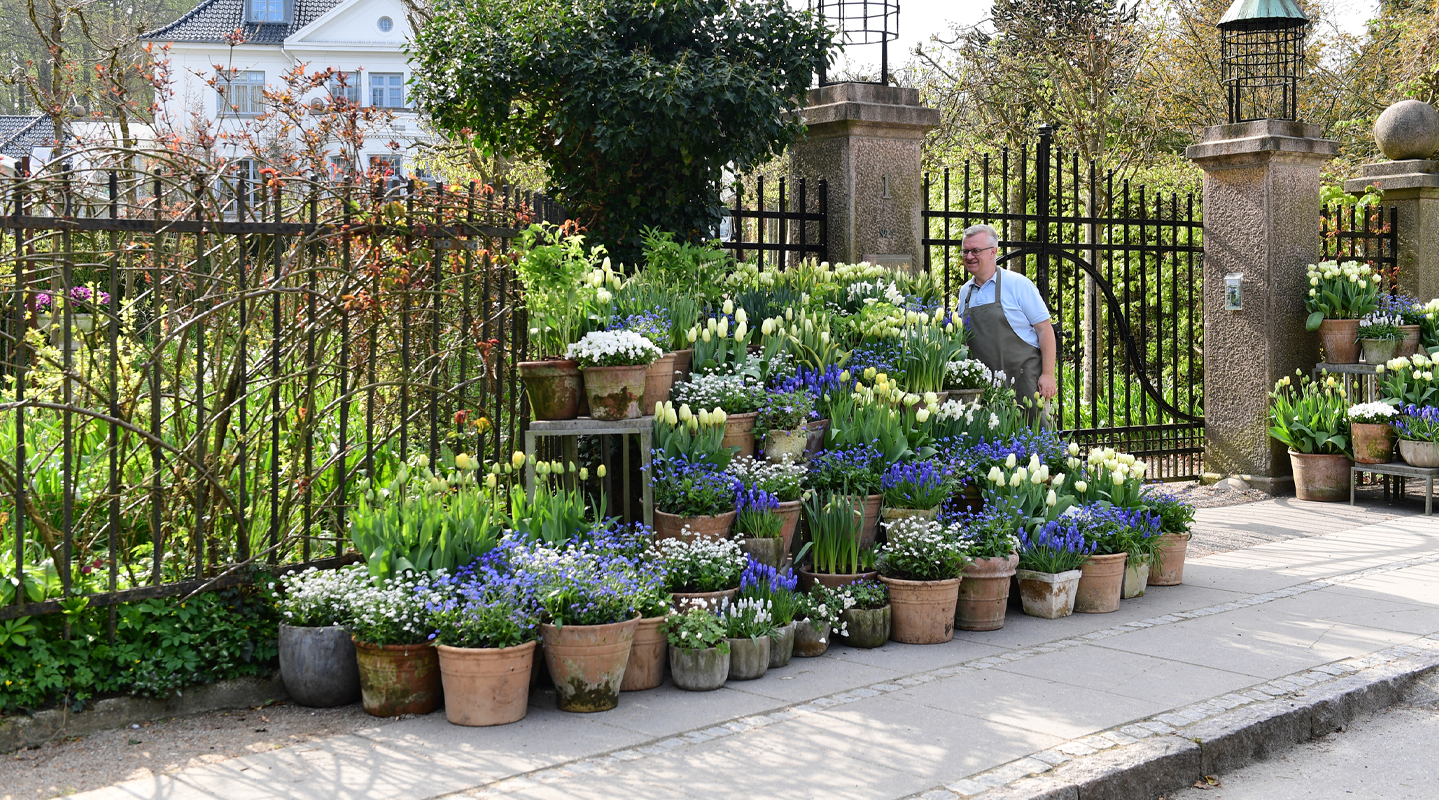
[961,247,996,258]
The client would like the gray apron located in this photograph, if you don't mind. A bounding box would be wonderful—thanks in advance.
[961,268,1044,415]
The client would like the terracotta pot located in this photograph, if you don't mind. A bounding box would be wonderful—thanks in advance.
[1360,337,1400,365]
[840,605,891,649]
[775,500,802,556]
[1122,555,1151,600]
[805,419,830,457]
[1148,532,1190,586]
[519,359,583,421]
[352,638,442,717]
[671,349,694,383]
[653,509,736,542]
[1016,569,1082,619]
[620,616,668,692]
[540,616,638,712]
[669,646,728,691]
[765,428,809,464]
[1351,422,1396,464]
[279,624,361,708]
[1074,553,1127,614]
[1318,318,1361,364]
[582,364,649,420]
[792,618,830,657]
[1289,451,1353,502]
[1398,325,1422,357]
[1399,438,1439,468]
[881,576,960,645]
[725,636,770,680]
[949,388,984,405]
[670,587,738,611]
[737,536,786,568]
[956,553,1019,631]
[768,622,796,668]
[797,568,877,591]
[435,641,535,727]
[860,494,883,549]
[642,352,678,413]
[723,412,759,459]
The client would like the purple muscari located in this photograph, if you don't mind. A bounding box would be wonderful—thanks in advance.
[847,341,900,376]
[735,485,780,514]
[739,556,798,596]
[963,429,1070,470]
[773,364,850,397]
[1394,404,1439,441]
[881,459,951,508]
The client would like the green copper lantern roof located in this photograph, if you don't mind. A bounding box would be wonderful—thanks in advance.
[1217,0,1309,29]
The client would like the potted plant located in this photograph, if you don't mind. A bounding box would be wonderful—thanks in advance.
[734,487,786,567]
[619,311,678,411]
[953,502,1021,631]
[653,453,738,542]
[276,565,365,708]
[1119,508,1164,600]
[568,329,663,420]
[620,583,673,692]
[759,389,814,464]
[719,597,774,680]
[797,491,877,589]
[535,548,643,713]
[792,585,850,657]
[1305,260,1381,365]
[425,566,541,726]
[655,537,747,610]
[1348,401,1399,464]
[876,517,968,644]
[348,574,445,717]
[1144,491,1196,586]
[666,606,730,691]
[738,559,800,668]
[836,579,891,649]
[879,460,952,526]
[808,444,886,549]
[1377,353,1438,409]
[727,457,807,555]
[1072,506,1139,614]
[1386,294,1425,357]
[673,372,767,458]
[1268,372,1353,501]
[515,224,612,420]
[944,358,993,405]
[1015,519,1095,619]
[1395,404,1439,468]
[1357,315,1404,365]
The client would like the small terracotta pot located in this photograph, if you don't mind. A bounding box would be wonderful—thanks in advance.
[948,388,984,405]
[1318,318,1361,364]
[582,364,649,420]
[670,587,738,611]
[519,359,582,421]
[653,509,736,542]
[765,428,809,464]
[1148,532,1190,586]
[436,641,535,727]
[1351,422,1396,464]
[1399,439,1439,468]
[860,494,883,549]
[642,352,678,413]
[797,568,877,591]
[1074,553,1127,614]
[956,553,1019,631]
[1397,325,1422,357]
[737,536,786,568]
[352,638,442,717]
[670,349,694,383]
[768,622,796,668]
[540,616,638,712]
[670,646,728,691]
[1122,555,1151,599]
[881,576,960,644]
[725,636,770,680]
[1289,451,1353,502]
[840,605,891,648]
[805,419,830,457]
[620,616,667,692]
[775,500,802,556]
[723,412,759,459]
[1360,337,1400,365]
[1016,569,1081,619]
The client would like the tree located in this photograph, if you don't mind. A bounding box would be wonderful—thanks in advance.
[408,0,833,262]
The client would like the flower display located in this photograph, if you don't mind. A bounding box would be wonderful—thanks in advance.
[734,486,783,538]
[277,564,369,628]
[1303,260,1382,328]
[1017,519,1097,574]
[654,537,747,593]
[1348,401,1398,425]
[727,456,806,502]
[880,460,952,510]
[566,329,663,367]
[1394,404,1439,443]
[877,517,970,581]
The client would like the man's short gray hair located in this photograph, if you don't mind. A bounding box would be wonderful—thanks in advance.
[962,224,999,247]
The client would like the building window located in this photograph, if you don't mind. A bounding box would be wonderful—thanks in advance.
[377,16,394,32]
[249,0,284,23]
[328,71,360,106]
[219,70,266,115]
[370,73,405,109]
[328,154,355,182]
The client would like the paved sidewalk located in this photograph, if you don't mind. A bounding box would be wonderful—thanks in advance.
[68,506,1438,800]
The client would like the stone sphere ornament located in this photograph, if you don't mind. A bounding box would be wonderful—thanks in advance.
[1374,99,1439,161]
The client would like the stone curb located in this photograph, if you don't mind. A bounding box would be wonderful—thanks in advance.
[0,674,288,754]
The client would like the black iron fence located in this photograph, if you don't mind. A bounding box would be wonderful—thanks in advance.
[1321,203,1398,283]
[721,175,827,267]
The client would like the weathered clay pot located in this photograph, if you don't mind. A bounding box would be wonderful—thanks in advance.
[797,568,877,591]
[653,509,736,542]
[436,641,535,727]
[881,576,960,645]
[519,359,582,421]
[949,388,984,405]
[582,364,649,420]
[1397,325,1423,357]
[1360,337,1400,365]
[1318,318,1361,364]
[670,587,738,611]
[768,621,796,668]
[279,624,361,708]
[725,636,770,680]
[670,646,728,691]
[540,616,638,712]
[620,616,668,692]
[765,428,809,464]
[1016,569,1081,619]
[1074,553,1127,614]
[805,419,830,457]
[1399,438,1440,468]
[723,412,759,459]
[792,618,830,657]
[880,506,939,530]
[957,553,1019,631]
[1289,451,1353,502]
[775,500,802,556]
[840,605,891,649]
[1148,532,1190,586]
[859,494,883,549]
[642,352,678,413]
[352,638,442,717]
[737,536,786,568]
[1351,422,1396,464]
[670,349,694,383]
[1122,555,1151,600]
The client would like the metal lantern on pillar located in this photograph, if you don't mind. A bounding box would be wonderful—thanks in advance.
[810,0,899,86]
[1218,0,1309,123]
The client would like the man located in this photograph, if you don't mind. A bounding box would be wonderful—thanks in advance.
[955,223,1057,413]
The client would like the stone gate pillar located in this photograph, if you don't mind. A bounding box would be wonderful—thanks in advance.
[789,83,939,269]
[1345,100,1439,301]
[1188,120,1340,494]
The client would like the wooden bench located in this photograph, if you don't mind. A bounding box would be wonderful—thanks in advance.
[1351,461,1438,516]
[524,416,655,528]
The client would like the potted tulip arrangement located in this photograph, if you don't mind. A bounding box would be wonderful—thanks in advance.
[727,457,807,554]
[1357,314,1404,365]
[1015,519,1095,618]
[837,579,891,648]
[759,389,815,464]
[276,565,366,708]
[876,517,968,644]
[1395,404,1439,468]
[719,597,775,680]
[952,500,1021,631]
[734,487,786,567]
[792,585,851,657]
[1377,353,1438,408]
[1144,491,1196,586]
[737,559,800,668]
[1304,260,1381,365]
[348,574,446,717]
[880,460,953,526]
[797,491,876,589]
[667,605,730,691]
[1348,401,1399,464]
[424,564,541,726]
[567,329,663,420]
[673,372,767,458]
[655,537,747,610]
[1268,372,1353,501]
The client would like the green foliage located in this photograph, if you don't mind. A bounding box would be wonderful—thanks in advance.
[514,223,615,357]
[1304,261,1383,330]
[506,462,606,546]
[349,463,503,582]
[666,606,729,652]
[799,492,870,575]
[653,402,737,472]
[1268,372,1352,456]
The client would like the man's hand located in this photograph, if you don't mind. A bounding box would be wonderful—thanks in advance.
[1038,373,1057,399]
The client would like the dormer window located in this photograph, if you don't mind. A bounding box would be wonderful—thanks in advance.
[247,0,286,24]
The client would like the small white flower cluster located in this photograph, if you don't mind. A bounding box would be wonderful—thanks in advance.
[566,329,662,368]
[945,358,994,390]
[879,517,970,580]
[1348,401,1398,423]
[277,564,370,628]
[727,456,806,500]
[655,537,747,581]
[347,572,444,646]
[718,595,774,638]
[846,279,907,307]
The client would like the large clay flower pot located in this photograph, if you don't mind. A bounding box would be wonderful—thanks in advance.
[860,494,883,549]
[722,412,759,459]
[792,618,830,657]
[880,506,939,530]
[642,352,678,413]
[1074,553,1127,614]
[670,646,728,691]
[1360,337,1400,365]
[352,639,442,717]
[737,536,786,568]
[725,636,770,680]
[768,622,796,668]
[582,364,649,420]
[1122,554,1151,599]
[540,616,638,712]
[797,568,878,591]
[881,576,961,644]
[1289,451,1353,502]
[1351,422,1395,464]
[620,616,668,692]
[1318,318,1361,364]
[670,349,694,383]
[1016,569,1082,618]
[840,605,891,649]
[670,587,738,611]
[765,428,808,464]
[519,359,582,421]
[435,641,536,727]
[805,419,830,457]
[279,624,361,708]
[1399,439,1439,468]
[949,388,984,405]
[1148,532,1190,586]
[775,500,802,556]
[653,509,736,542]
[1398,325,1423,357]
[956,553,1019,631]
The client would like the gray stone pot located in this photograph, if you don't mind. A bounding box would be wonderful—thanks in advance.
[669,646,729,691]
[792,618,830,657]
[725,636,771,680]
[279,623,361,707]
[737,536,786,568]
[840,606,891,649]
[767,622,795,668]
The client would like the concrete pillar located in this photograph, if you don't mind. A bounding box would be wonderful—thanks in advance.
[1187,120,1340,494]
[1345,160,1438,301]
[789,83,939,269]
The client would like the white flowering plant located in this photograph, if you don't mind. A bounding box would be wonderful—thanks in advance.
[566,329,662,368]
[277,564,369,628]
[945,359,993,390]
[794,584,853,637]
[727,456,806,502]
[1304,260,1382,329]
[1348,401,1399,425]
[877,517,970,581]
[1377,353,1438,407]
[671,372,766,414]
[718,595,775,639]
[654,537,748,593]
[665,605,730,653]
[348,572,445,646]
